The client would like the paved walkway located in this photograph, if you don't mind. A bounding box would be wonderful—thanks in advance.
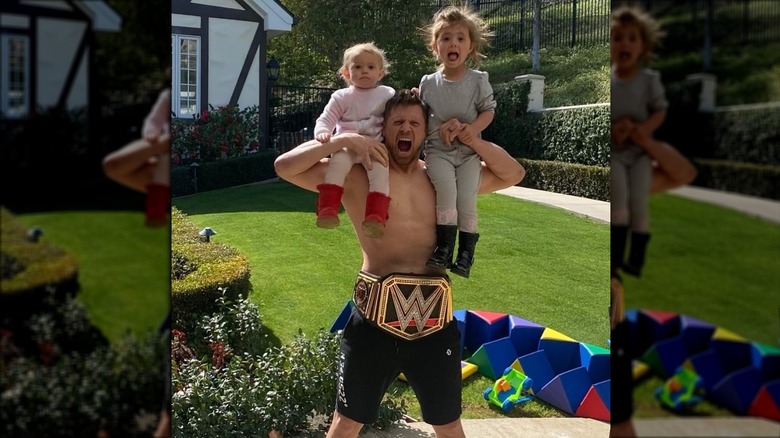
[361,185,779,438]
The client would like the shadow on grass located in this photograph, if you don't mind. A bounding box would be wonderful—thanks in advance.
[173,180,319,215]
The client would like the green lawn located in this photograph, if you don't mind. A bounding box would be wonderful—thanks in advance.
[622,193,780,418]
[17,211,170,344]
[173,179,610,419]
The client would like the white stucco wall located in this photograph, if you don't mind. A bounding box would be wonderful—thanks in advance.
[66,49,89,109]
[192,0,243,11]
[172,14,202,28]
[208,17,260,108]
[37,18,87,109]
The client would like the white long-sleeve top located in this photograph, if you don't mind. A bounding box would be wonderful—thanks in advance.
[314,85,396,141]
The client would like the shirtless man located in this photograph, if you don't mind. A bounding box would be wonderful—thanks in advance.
[274,89,525,438]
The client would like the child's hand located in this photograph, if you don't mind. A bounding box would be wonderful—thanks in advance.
[628,122,652,146]
[611,118,634,147]
[411,87,420,97]
[454,123,478,147]
[316,133,332,143]
[439,119,463,147]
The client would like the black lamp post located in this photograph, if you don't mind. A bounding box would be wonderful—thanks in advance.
[266,57,280,150]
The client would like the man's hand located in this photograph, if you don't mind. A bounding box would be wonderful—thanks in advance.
[453,123,479,147]
[334,133,388,170]
[611,118,635,147]
[439,118,464,147]
[628,121,653,146]
[316,132,332,143]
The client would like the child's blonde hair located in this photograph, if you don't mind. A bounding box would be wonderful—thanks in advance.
[340,42,391,85]
[611,3,665,65]
[423,3,493,68]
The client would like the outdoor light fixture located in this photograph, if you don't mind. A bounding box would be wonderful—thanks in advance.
[267,57,280,82]
[199,227,217,243]
[27,227,43,242]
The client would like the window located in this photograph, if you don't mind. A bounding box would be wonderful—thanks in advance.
[171,34,200,118]
[1,34,30,119]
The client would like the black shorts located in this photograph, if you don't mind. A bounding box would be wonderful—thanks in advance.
[336,309,462,425]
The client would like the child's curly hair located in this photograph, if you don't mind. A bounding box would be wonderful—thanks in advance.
[423,2,493,68]
[611,3,665,65]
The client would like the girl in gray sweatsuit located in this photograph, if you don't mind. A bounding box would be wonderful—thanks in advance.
[610,4,668,277]
[418,4,496,278]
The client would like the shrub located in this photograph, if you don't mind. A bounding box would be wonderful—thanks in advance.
[487,81,610,167]
[170,207,252,332]
[1,208,80,335]
[171,291,406,436]
[711,104,780,166]
[0,294,167,437]
[693,159,780,201]
[518,158,610,202]
[0,207,79,295]
[171,104,262,166]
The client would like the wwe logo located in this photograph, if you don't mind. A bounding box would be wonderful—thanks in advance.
[389,284,442,333]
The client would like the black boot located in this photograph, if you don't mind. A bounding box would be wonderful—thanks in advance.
[623,231,651,277]
[611,225,629,276]
[427,225,458,269]
[450,231,480,278]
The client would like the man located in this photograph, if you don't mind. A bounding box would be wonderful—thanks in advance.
[274,89,525,438]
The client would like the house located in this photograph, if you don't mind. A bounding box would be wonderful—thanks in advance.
[0,0,121,120]
[171,0,294,144]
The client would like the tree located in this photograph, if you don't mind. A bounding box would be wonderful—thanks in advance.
[269,0,440,89]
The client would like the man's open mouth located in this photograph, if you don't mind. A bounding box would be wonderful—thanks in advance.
[398,138,412,152]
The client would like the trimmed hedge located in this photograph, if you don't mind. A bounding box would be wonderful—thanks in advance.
[711,105,780,166]
[170,207,252,331]
[517,158,610,202]
[171,150,279,197]
[486,81,610,167]
[1,207,80,335]
[692,159,780,201]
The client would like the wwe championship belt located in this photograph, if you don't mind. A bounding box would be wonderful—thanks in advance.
[352,271,453,341]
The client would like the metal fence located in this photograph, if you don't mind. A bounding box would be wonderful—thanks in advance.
[637,0,780,48]
[268,85,335,152]
[435,0,610,52]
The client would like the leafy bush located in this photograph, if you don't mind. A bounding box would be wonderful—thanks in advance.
[170,207,252,332]
[1,207,79,295]
[172,290,406,437]
[518,158,610,202]
[1,208,80,337]
[711,104,780,166]
[171,150,279,197]
[1,294,167,437]
[171,104,262,166]
[693,159,780,201]
[486,81,610,167]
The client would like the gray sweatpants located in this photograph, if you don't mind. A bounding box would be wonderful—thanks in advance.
[611,144,652,232]
[424,144,482,233]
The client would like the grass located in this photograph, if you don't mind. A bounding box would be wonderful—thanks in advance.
[16,211,170,344]
[483,44,610,107]
[172,179,610,419]
[622,193,780,418]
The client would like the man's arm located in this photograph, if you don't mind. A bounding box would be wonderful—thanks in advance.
[464,137,525,194]
[103,135,170,193]
[274,133,388,193]
[645,138,697,193]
